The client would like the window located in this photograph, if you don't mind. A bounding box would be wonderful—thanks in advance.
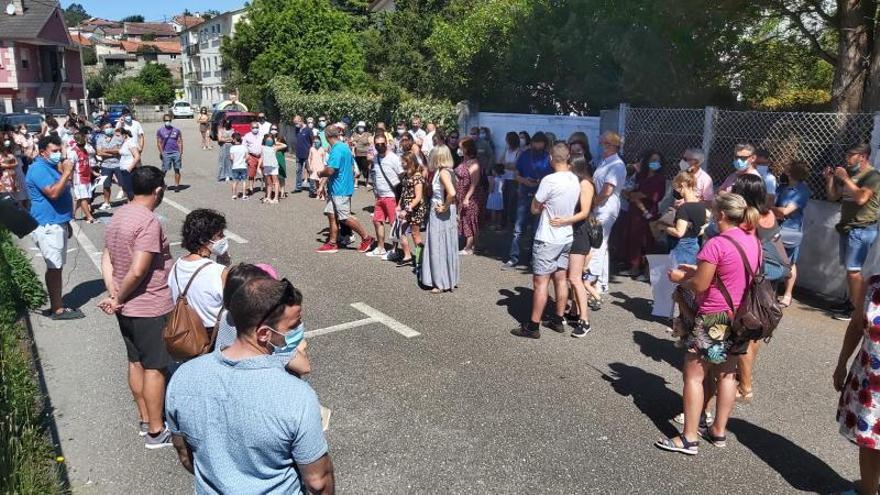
[170,54,177,59]
[19,48,28,70]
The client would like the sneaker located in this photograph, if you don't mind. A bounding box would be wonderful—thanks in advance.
[315,243,339,254]
[541,315,566,333]
[588,297,602,312]
[98,202,112,211]
[501,260,517,270]
[636,273,650,283]
[832,310,853,322]
[383,250,402,262]
[366,248,387,258]
[571,321,592,338]
[138,421,149,437]
[563,311,580,324]
[510,322,540,339]
[115,190,125,200]
[241,195,250,201]
[144,426,173,450]
[49,308,85,320]
[358,237,376,253]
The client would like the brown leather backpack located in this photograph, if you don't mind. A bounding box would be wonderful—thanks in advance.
[715,234,784,354]
[163,262,218,360]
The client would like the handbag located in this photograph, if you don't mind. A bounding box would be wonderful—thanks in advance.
[779,226,803,247]
[587,217,604,249]
[163,262,219,361]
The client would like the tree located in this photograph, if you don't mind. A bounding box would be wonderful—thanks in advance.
[86,65,122,99]
[136,63,175,104]
[81,46,97,66]
[222,0,367,104]
[201,9,221,20]
[121,15,145,23]
[63,3,89,27]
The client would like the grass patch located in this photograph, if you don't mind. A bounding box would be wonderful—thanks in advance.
[0,227,66,493]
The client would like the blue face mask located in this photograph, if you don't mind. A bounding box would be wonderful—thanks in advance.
[103,128,113,136]
[124,116,132,124]
[733,158,749,171]
[269,322,305,355]
[48,151,62,164]
[314,141,321,149]
[648,161,661,171]
[265,139,274,146]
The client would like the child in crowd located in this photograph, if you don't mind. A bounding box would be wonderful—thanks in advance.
[0,155,17,198]
[307,138,326,199]
[228,133,249,200]
[70,134,99,223]
[486,163,505,231]
[259,134,283,204]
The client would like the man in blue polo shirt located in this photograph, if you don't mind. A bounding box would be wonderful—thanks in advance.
[316,125,374,254]
[26,134,84,320]
[292,115,314,195]
[504,131,552,268]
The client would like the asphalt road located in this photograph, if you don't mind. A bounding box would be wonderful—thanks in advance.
[22,119,859,494]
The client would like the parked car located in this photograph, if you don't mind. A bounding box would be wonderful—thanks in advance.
[171,101,194,119]
[0,113,44,134]
[210,110,256,141]
[106,104,130,126]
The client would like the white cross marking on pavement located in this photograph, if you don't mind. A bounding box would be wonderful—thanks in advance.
[161,197,250,244]
[305,302,420,339]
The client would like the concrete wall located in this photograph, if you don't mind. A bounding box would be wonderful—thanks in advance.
[467,111,602,159]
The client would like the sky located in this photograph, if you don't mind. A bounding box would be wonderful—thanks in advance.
[60,0,246,22]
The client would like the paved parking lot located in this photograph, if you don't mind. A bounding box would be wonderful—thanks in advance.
[24,119,860,493]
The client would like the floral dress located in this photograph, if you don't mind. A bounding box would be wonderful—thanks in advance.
[455,160,480,238]
[400,172,427,226]
[838,274,880,450]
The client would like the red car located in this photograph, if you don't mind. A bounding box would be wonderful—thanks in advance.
[213,111,257,140]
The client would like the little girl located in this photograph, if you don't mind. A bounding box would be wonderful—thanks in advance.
[70,135,98,223]
[307,139,326,199]
[485,163,505,231]
[259,135,282,204]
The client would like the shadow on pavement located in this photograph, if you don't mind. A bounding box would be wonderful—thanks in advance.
[62,278,106,311]
[602,362,681,438]
[497,287,534,323]
[609,290,668,324]
[727,418,852,493]
[632,330,683,371]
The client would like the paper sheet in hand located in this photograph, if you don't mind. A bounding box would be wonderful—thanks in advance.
[647,254,676,318]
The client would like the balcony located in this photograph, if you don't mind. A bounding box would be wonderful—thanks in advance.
[186,44,200,56]
[185,71,202,81]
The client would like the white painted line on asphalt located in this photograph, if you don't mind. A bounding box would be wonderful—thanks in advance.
[350,302,420,338]
[70,222,103,271]
[161,197,250,244]
[305,317,376,338]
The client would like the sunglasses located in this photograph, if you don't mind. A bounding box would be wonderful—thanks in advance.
[256,278,296,330]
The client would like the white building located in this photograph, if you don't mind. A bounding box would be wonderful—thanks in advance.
[179,8,246,108]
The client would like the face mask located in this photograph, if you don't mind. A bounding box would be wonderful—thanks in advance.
[209,237,229,256]
[270,130,278,135]
[269,322,305,355]
[679,160,690,172]
[397,129,405,136]
[519,138,526,147]
[457,148,464,157]
[103,128,113,136]
[733,158,748,171]
[124,116,132,124]
[648,161,661,171]
[251,128,259,135]
[673,190,683,200]
[265,139,274,146]
[163,121,172,128]
[20,129,28,135]
[3,140,10,148]
[375,143,387,155]
[314,141,321,149]
[48,151,62,164]
[849,163,862,175]
[479,132,488,140]
[357,127,364,133]
[318,121,327,129]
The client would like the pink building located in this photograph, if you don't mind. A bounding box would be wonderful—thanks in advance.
[0,0,85,113]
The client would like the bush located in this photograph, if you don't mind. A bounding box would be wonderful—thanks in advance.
[0,228,62,494]
[271,76,458,131]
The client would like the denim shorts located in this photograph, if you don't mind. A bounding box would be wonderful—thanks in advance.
[669,236,700,266]
[839,224,879,272]
[784,244,800,264]
[230,169,247,181]
[162,152,182,171]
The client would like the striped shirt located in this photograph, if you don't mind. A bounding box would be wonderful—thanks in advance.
[104,203,173,317]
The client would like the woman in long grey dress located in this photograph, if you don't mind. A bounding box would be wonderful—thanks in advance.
[216,120,233,181]
[421,145,459,293]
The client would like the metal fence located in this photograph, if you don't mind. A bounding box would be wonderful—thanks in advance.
[620,105,878,197]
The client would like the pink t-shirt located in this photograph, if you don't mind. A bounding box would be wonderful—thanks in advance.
[105,203,173,318]
[694,168,714,202]
[696,227,761,315]
[717,168,761,194]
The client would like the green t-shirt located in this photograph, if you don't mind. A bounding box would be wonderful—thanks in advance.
[838,168,880,232]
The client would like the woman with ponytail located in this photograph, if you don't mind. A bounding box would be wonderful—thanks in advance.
[656,193,761,456]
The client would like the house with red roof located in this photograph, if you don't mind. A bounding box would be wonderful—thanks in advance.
[0,0,85,113]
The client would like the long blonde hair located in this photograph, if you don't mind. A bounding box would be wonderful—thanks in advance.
[429,145,454,172]
[716,193,760,231]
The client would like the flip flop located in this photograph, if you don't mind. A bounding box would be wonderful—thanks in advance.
[777,297,792,308]
[50,308,85,320]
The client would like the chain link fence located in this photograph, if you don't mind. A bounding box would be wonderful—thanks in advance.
[622,106,877,198]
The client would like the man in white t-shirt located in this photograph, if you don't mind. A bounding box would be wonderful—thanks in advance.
[587,131,627,294]
[755,148,778,206]
[117,109,145,151]
[511,143,580,339]
[421,122,436,156]
[366,134,403,258]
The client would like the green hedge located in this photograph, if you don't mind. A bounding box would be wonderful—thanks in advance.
[270,76,459,130]
[0,227,63,494]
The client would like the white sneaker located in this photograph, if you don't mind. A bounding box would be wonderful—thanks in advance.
[366,248,387,257]
[115,190,125,200]
[98,202,112,211]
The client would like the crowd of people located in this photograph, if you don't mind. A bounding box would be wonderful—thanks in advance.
[9,104,880,493]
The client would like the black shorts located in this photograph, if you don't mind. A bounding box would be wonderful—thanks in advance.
[116,313,172,370]
[570,223,592,255]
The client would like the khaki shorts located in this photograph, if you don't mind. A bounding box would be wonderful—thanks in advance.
[323,195,352,221]
[31,223,68,269]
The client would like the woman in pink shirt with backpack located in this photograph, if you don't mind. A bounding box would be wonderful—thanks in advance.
[656,193,761,456]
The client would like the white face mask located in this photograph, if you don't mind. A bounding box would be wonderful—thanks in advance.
[209,237,229,256]
[679,159,691,172]
[457,148,464,157]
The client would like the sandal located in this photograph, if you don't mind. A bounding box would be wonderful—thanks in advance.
[699,426,727,448]
[655,434,699,455]
[49,308,85,320]
[777,296,792,308]
[736,387,754,403]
